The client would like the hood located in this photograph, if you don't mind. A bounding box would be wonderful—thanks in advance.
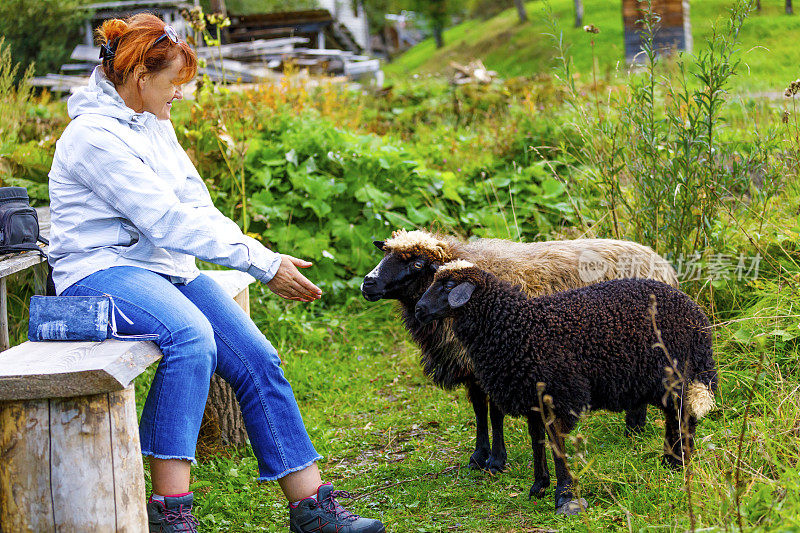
[67,66,149,124]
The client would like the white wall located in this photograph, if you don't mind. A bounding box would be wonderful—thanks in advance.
[317,0,370,52]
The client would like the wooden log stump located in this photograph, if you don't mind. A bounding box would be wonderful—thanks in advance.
[0,387,146,532]
[198,271,253,454]
[0,269,256,530]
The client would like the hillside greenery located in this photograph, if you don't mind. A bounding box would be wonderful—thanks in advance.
[385,0,800,93]
[2,1,800,530]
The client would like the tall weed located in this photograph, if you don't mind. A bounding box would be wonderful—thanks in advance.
[543,0,771,264]
[0,38,34,158]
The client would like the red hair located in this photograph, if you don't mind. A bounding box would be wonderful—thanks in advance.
[95,13,197,86]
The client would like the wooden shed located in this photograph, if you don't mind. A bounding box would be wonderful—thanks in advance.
[81,0,193,46]
[623,0,692,62]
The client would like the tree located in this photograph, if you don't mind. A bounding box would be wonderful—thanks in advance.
[513,0,528,22]
[574,0,584,28]
[0,0,89,79]
[788,0,794,15]
[409,0,451,48]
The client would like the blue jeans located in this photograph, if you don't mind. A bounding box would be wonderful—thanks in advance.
[62,266,322,481]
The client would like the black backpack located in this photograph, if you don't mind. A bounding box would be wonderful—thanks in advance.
[0,187,48,258]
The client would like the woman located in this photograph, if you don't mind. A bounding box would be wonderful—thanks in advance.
[48,14,384,533]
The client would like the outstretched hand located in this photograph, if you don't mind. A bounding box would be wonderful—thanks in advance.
[266,255,323,302]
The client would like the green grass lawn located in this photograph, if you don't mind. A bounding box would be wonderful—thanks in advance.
[135,280,800,532]
[385,0,800,93]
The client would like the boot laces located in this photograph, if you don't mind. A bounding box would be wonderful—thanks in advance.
[163,504,199,532]
[320,490,359,522]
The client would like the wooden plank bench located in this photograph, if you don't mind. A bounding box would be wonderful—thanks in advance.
[0,269,255,532]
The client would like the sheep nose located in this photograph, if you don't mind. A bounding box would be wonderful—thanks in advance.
[361,277,383,301]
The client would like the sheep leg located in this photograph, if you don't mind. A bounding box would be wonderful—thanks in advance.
[661,404,697,469]
[526,414,549,499]
[485,400,507,473]
[624,405,648,436]
[467,382,492,470]
[548,418,586,514]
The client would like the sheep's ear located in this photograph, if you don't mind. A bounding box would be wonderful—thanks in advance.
[373,240,386,251]
[448,282,475,308]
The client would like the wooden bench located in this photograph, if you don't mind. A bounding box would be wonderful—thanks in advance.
[0,269,255,532]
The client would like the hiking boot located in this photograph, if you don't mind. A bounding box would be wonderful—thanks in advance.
[147,493,200,533]
[289,483,385,533]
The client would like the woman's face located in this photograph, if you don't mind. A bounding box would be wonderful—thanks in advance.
[138,54,185,120]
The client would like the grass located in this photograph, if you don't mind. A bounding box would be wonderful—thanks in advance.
[7,5,799,528]
[134,277,800,532]
[384,0,800,93]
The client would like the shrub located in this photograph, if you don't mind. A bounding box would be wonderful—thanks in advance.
[175,87,573,300]
[0,0,90,79]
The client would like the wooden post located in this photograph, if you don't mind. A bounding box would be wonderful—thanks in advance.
[0,388,147,532]
[622,0,692,62]
[33,262,47,295]
[210,0,227,16]
[0,278,8,351]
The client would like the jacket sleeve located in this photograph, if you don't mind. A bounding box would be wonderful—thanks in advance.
[67,123,282,283]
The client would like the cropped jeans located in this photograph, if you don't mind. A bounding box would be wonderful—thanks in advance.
[62,266,322,481]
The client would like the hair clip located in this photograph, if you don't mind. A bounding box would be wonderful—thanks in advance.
[99,37,119,61]
[99,42,115,61]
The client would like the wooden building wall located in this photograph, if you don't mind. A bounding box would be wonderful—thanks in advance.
[317,0,371,53]
[623,0,692,62]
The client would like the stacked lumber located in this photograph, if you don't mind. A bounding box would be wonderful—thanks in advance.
[31,31,382,92]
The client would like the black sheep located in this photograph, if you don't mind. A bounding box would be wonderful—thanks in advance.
[414,260,717,514]
[361,230,678,473]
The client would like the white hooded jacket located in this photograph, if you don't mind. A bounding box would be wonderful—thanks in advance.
[48,67,281,294]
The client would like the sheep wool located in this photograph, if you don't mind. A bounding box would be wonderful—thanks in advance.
[422,261,717,424]
[414,261,718,511]
[363,229,682,473]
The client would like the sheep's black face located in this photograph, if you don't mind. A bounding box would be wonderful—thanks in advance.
[361,242,440,302]
[415,278,476,325]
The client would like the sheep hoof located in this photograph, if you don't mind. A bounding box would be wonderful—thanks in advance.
[528,479,549,500]
[484,456,506,474]
[555,498,588,516]
[624,407,647,437]
[623,422,646,438]
[661,453,685,470]
[469,451,490,470]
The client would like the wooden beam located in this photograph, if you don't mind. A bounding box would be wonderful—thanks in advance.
[203,270,255,299]
[0,340,162,400]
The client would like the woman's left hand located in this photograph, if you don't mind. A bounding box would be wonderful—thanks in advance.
[266,255,323,302]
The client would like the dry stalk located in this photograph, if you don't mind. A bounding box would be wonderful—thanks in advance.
[648,294,697,532]
[535,383,590,528]
[350,465,462,500]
